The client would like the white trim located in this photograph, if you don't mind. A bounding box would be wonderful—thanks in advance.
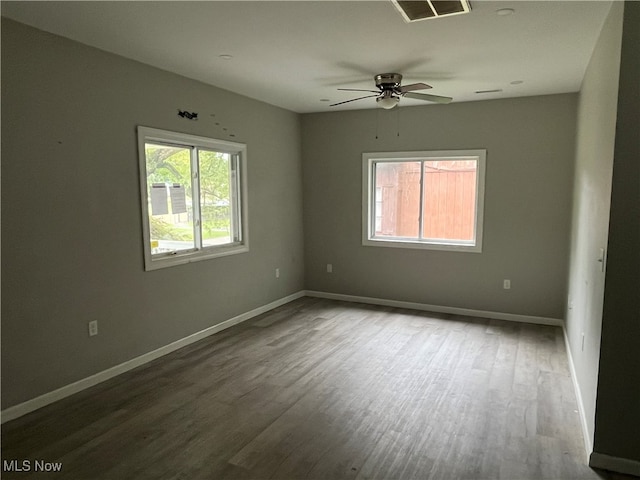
[142,243,249,271]
[0,291,305,424]
[590,452,640,477]
[562,326,593,460]
[137,126,249,271]
[362,236,481,253]
[304,290,563,326]
[0,290,566,424]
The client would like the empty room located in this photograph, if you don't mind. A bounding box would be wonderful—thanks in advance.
[1,1,638,479]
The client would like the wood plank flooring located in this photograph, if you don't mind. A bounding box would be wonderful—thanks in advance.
[0,297,624,479]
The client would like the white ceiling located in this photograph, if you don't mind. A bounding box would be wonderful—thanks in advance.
[1,1,613,113]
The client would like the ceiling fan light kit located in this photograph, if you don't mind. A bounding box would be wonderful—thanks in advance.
[377,95,400,109]
[331,72,452,109]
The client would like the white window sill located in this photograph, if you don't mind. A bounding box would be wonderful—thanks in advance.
[363,237,482,253]
[145,244,249,271]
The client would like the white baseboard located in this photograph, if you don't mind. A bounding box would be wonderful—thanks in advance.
[562,326,593,461]
[1,290,306,424]
[304,290,564,327]
[0,290,564,424]
[307,290,640,476]
[590,452,640,477]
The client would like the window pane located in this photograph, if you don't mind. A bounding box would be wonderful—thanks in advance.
[374,161,421,238]
[145,143,195,254]
[422,159,477,241]
[198,150,232,247]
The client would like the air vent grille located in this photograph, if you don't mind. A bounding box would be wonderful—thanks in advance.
[392,0,470,22]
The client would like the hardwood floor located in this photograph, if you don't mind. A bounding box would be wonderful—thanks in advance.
[0,297,625,479]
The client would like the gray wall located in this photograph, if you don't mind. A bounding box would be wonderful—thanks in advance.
[302,95,577,319]
[3,10,638,468]
[565,1,623,448]
[594,1,640,463]
[1,19,305,409]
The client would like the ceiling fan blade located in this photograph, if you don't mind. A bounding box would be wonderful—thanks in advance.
[337,88,380,93]
[403,92,453,104]
[330,94,380,107]
[398,82,432,93]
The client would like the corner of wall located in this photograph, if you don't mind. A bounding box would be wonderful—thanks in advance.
[563,0,624,455]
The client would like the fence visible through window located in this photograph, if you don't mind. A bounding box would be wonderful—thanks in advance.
[374,159,477,241]
[363,149,486,253]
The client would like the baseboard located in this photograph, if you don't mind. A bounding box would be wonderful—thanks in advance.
[563,326,593,460]
[304,290,563,327]
[0,290,564,424]
[0,290,306,424]
[590,452,640,477]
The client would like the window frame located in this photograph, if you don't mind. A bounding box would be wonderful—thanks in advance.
[137,126,249,271]
[362,149,486,253]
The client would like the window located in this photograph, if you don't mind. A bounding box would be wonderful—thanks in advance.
[363,150,486,252]
[137,126,248,270]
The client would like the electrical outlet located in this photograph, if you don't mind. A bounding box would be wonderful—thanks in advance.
[88,320,98,337]
[275,268,280,278]
[503,279,511,290]
[326,263,333,273]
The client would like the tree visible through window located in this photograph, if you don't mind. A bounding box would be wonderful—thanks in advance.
[138,127,248,270]
[363,150,486,252]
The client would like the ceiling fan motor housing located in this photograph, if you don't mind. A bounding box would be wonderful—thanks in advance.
[330,72,450,107]
[375,73,403,90]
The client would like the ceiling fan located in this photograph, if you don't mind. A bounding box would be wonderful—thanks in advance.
[331,73,452,109]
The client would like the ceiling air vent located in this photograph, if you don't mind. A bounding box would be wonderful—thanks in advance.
[391,0,471,22]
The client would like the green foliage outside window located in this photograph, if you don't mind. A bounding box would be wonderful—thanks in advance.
[146,145,232,241]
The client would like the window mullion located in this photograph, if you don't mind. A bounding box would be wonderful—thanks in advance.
[233,153,244,243]
[371,161,377,238]
[191,147,202,249]
[230,155,239,242]
[418,160,425,240]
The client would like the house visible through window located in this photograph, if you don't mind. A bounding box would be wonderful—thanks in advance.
[363,150,486,252]
[138,126,248,270]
